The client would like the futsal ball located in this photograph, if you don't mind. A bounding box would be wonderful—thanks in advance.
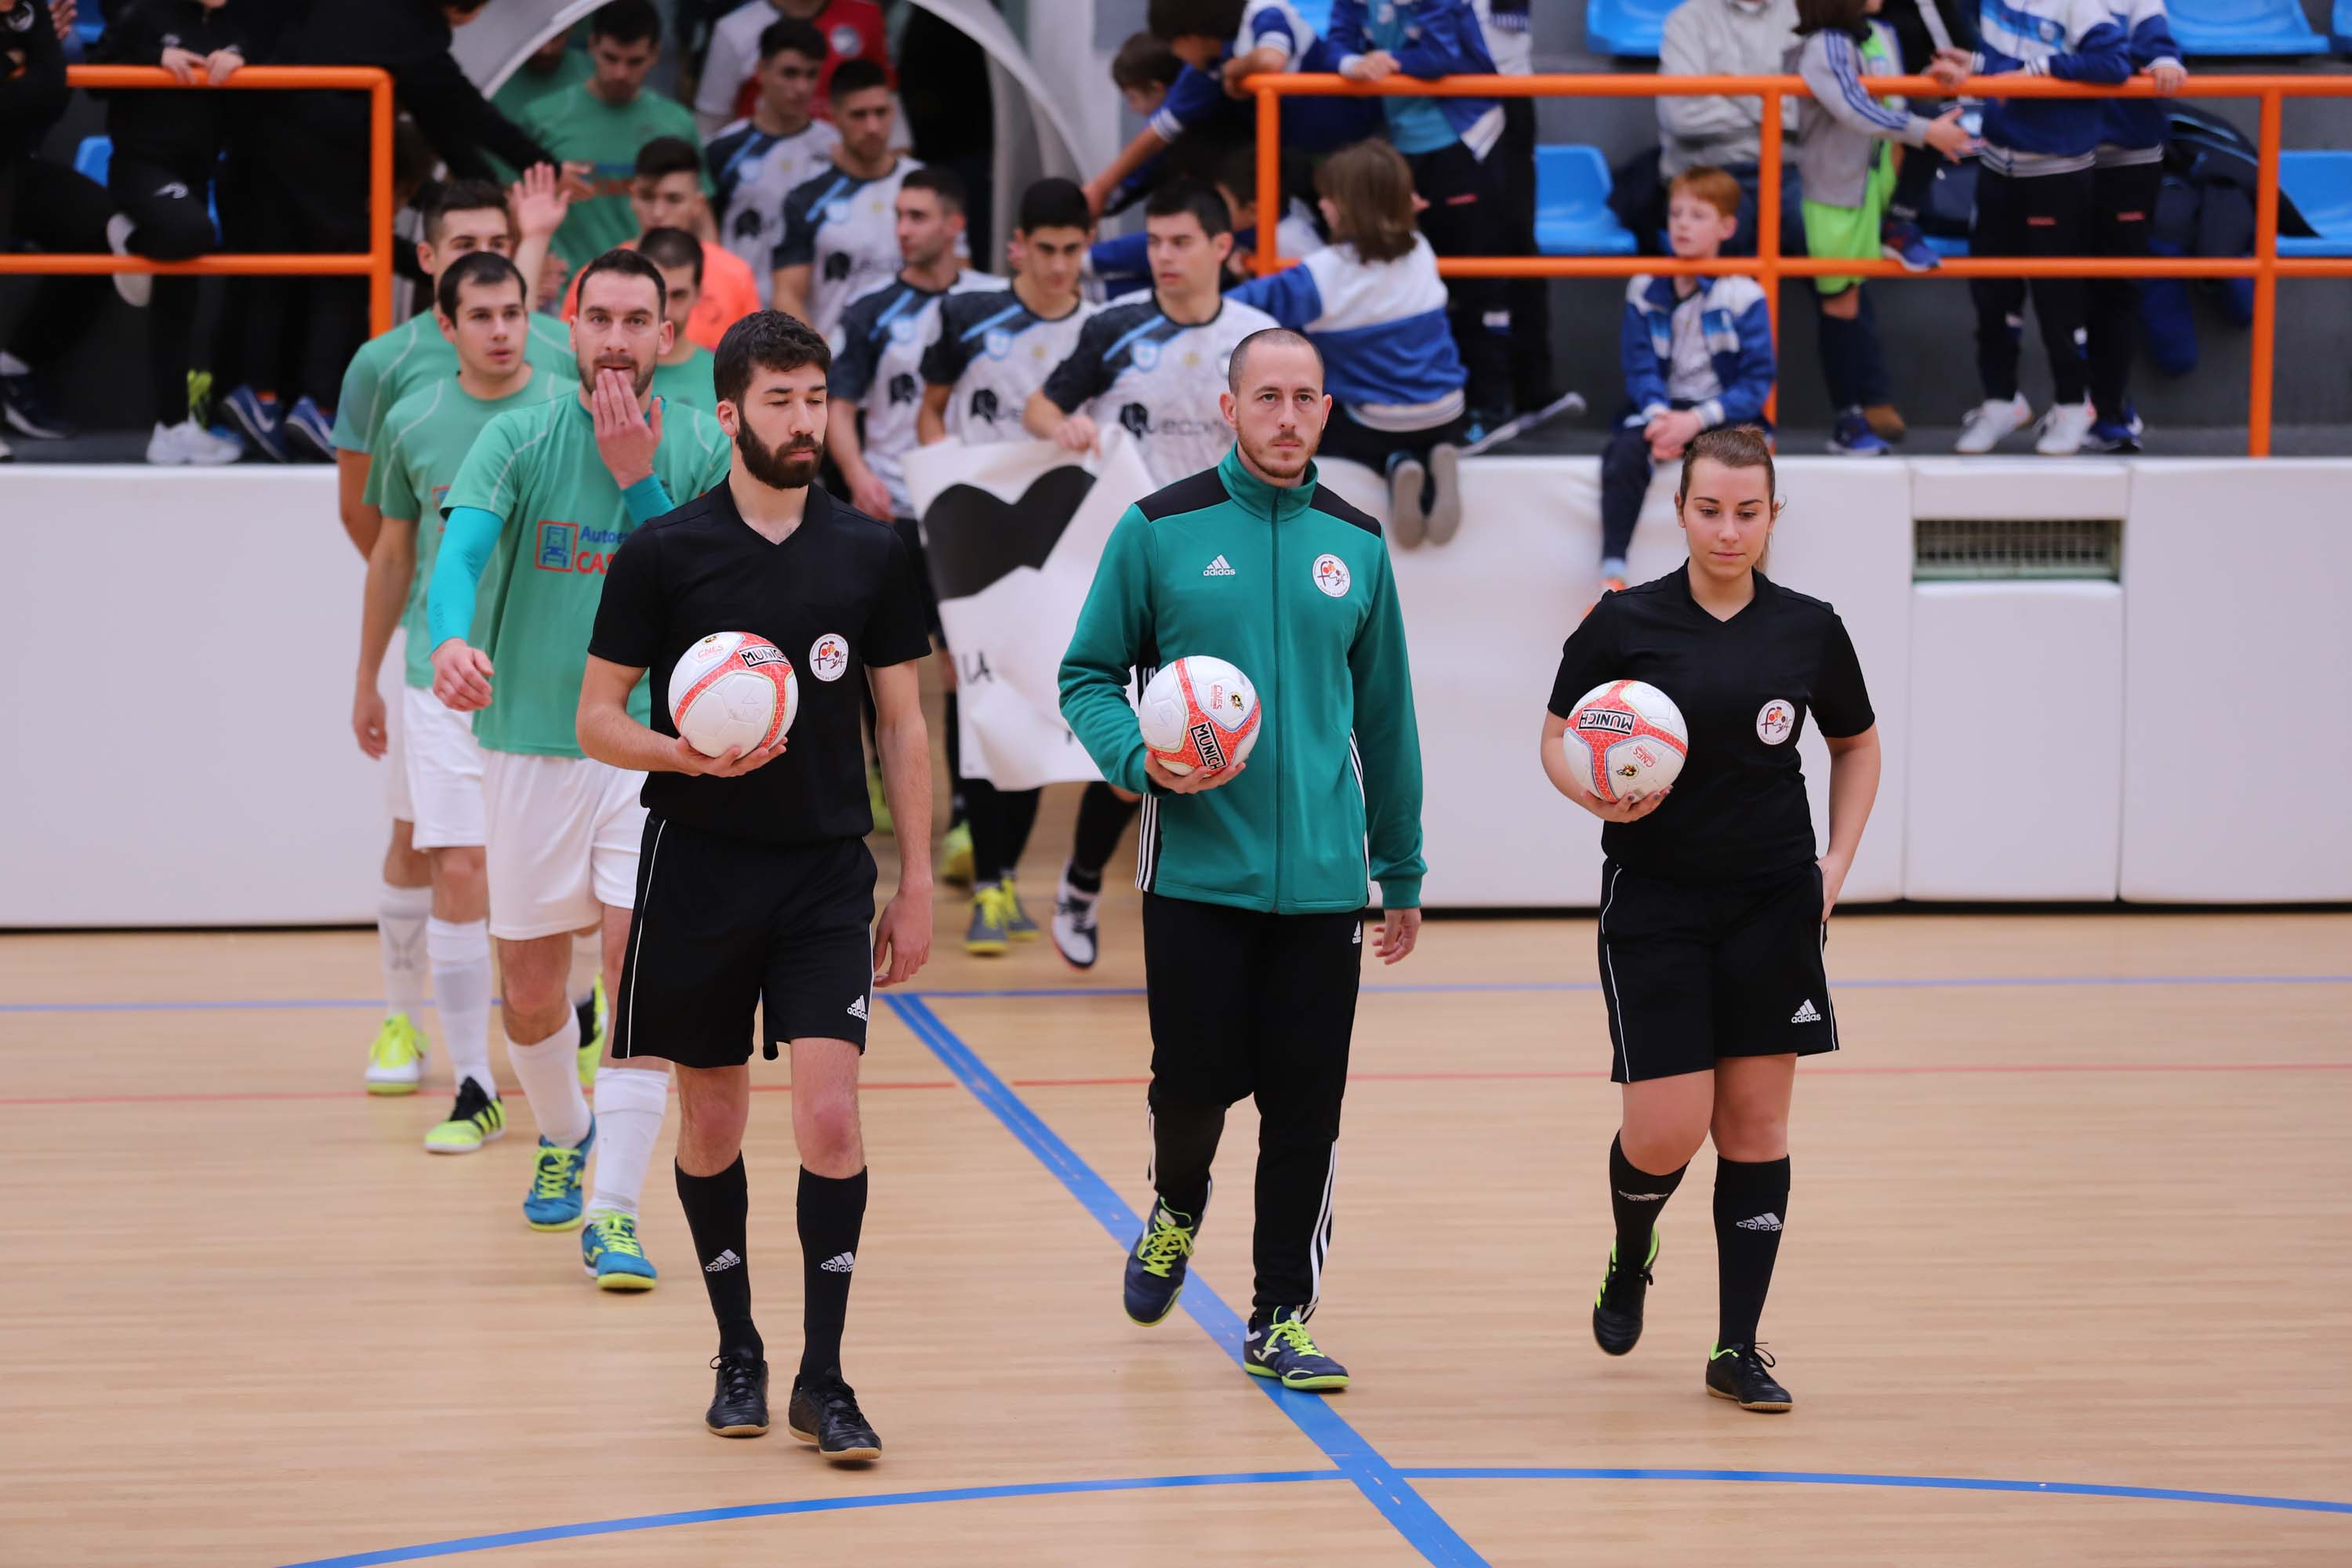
[669,632,798,758]
[1564,680,1689,803]
[1139,656,1261,776]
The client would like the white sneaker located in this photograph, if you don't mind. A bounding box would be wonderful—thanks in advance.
[1051,862,1101,971]
[107,214,151,309]
[1955,394,2033,454]
[2033,400,2096,456]
[147,419,244,466]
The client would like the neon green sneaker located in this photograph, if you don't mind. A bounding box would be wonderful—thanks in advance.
[1002,877,1040,942]
[941,820,974,887]
[965,880,1015,956]
[423,1078,506,1154]
[364,1012,426,1095]
[1243,1308,1350,1391]
[577,977,607,1089]
[867,765,894,837]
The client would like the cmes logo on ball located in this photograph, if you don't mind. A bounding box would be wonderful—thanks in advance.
[1577,709,1637,735]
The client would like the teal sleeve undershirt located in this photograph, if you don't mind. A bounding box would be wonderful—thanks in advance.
[622,475,673,525]
[426,506,505,652]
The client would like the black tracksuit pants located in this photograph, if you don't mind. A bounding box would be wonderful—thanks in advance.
[1403,140,1512,423]
[1142,893,1363,1316]
[109,152,219,425]
[0,157,115,372]
[2086,158,2161,421]
[1970,165,2094,405]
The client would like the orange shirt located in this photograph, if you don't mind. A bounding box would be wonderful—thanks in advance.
[561,238,761,353]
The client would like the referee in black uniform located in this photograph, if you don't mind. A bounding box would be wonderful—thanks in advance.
[1541,426,1881,1414]
[578,312,935,1458]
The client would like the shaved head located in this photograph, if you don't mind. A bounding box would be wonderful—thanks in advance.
[1228,327,1321,394]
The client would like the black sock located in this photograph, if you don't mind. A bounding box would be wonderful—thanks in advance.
[1712,1155,1791,1349]
[676,1157,760,1361]
[942,693,965,823]
[797,1166,867,1382]
[964,772,1004,884]
[1070,781,1138,887]
[1609,1133,1686,1268]
[1001,786,1042,877]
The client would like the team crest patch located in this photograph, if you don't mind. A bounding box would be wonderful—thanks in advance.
[888,315,918,343]
[810,633,851,682]
[1129,339,1160,371]
[825,199,851,224]
[984,328,1013,359]
[1311,553,1351,597]
[1756,699,1795,745]
[830,23,865,56]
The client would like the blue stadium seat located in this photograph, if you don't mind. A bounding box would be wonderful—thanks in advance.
[1925,233,1970,258]
[1586,0,1676,57]
[2278,149,2352,256]
[1534,144,1639,255]
[2337,0,2352,50]
[2164,0,2325,55]
[74,134,111,187]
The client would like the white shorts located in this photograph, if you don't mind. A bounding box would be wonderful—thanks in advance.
[482,750,649,941]
[402,684,487,849]
[383,663,414,825]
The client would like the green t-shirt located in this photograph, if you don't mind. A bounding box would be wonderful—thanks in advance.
[332,310,577,454]
[368,368,572,689]
[492,47,590,129]
[651,347,718,413]
[519,84,704,265]
[442,394,735,757]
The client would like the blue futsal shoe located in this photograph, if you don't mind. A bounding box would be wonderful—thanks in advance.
[581,1211,658,1291]
[523,1120,596,1231]
[1123,1196,1203,1326]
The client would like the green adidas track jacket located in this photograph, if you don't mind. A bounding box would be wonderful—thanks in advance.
[1058,445,1426,914]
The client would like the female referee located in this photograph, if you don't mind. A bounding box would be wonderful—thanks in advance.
[1540,426,1880,1413]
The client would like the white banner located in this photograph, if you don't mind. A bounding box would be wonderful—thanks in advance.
[901,430,1158,790]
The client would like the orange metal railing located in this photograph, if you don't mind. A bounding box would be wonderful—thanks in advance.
[1249,71,2352,456]
[0,66,396,336]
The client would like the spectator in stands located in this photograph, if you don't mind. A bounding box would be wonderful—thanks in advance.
[1327,0,1513,431]
[693,0,890,139]
[1098,32,1185,225]
[1229,140,1472,547]
[517,0,702,268]
[1472,0,1559,419]
[771,57,920,343]
[1652,0,1802,255]
[2084,0,2184,452]
[93,0,277,465]
[1210,140,1325,269]
[1936,0,2128,455]
[1600,168,1773,594]
[1877,0,1975,269]
[708,18,839,307]
[1084,3,1271,219]
[493,32,590,125]
[638,225,719,411]
[556,139,759,350]
[1790,0,1972,456]
[0,0,118,450]
[895,1,998,258]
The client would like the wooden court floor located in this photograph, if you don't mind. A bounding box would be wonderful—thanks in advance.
[5,811,2349,1565]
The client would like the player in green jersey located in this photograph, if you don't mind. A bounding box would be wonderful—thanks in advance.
[338,174,575,1101]
[517,0,702,267]
[354,252,571,1156]
[641,226,719,413]
[428,248,733,1289]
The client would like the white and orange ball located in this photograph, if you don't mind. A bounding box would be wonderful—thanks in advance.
[669,632,798,758]
[1564,679,1689,803]
[1139,656,1261,776]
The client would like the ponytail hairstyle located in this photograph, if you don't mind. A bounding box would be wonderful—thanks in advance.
[1676,424,1779,509]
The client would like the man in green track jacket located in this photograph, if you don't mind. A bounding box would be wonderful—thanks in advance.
[1058,327,1425,1392]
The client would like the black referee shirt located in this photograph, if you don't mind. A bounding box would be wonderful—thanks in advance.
[1548,565,1874,883]
[590,479,933,847]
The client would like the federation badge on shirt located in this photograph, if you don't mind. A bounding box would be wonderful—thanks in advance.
[1312,553,1352,597]
[811,633,851,681]
[1756,699,1795,744]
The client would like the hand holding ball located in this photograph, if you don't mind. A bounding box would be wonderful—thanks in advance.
[1139,656,1261,782]
[670,632,798,766]
[1563,680,1688,804]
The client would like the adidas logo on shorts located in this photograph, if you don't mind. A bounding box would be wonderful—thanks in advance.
[1790,999,1821,1024]
[704,1249,742,1272]
[1203,554,1236,577]
[820,1251,856,1273]
[1737,1213,1783,1232]
[847,995,869,1022]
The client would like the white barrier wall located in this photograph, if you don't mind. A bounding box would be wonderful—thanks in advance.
[3,457,2348,924]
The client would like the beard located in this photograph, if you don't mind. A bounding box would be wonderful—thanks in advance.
[736,418,822,491]
[579,357,655,403]
[1241,430,1312,480]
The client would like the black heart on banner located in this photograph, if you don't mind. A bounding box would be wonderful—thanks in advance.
[922,465,1096,601]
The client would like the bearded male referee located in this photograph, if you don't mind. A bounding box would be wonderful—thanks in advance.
[1058,327,1425,1390]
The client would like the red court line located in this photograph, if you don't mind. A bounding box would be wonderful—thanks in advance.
[13,1061,2346,1109]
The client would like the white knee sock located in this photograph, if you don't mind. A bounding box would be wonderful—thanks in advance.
[378,882,430,1019]
[587,1067,669,1221]
[426,917,494,1098]
[506,1009,592,1147]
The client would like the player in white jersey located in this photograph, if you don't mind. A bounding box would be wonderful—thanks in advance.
[706,16,841,310]
[916,176,1101,956]
[771,58,920,344]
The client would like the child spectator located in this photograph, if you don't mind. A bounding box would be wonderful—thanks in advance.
[1789,0,1972,456]
[517,0,702,267]
[706,18,840,307]
[1601,168,1773,593]
[694,0,890,138]
[1228,140,1472,547]
[2085,0,2184,452]
[1327,0,1512,430]
[1939,0,2128,454]
[1877,0,1976,270]
[557,138,759,350]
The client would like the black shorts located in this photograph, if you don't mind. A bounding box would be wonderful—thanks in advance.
[893,515,942,643]
[1595,860,1837,1083]
[613,816,877,1068]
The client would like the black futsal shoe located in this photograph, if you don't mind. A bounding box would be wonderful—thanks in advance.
[705,1352,770,1437]
[1593,1231,1659,1356]
[1705,1343,1793,1412]
[1123,1197,1203,1326]
[1243,1307,1351,1392]
[789,1373,883,1461]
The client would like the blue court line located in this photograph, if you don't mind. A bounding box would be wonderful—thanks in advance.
[271,1470,1345,1568]
[885,993,1486,1566]
[1394,1467,2352,1515]
[5,973,2348,1015]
